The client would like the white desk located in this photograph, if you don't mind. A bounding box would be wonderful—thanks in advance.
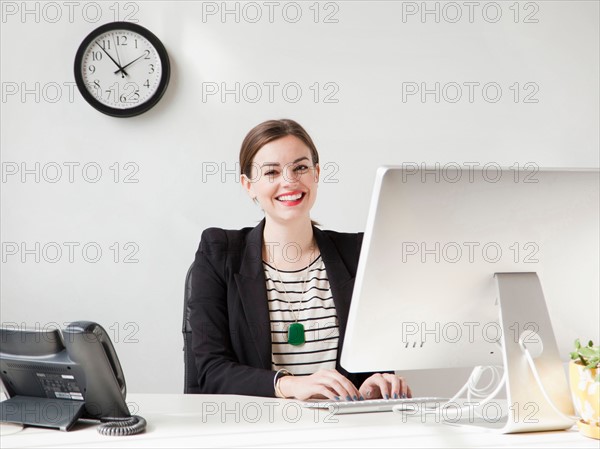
[1,394,597,448]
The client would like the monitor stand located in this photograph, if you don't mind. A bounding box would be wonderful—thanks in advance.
[0,395,85,431]
[432,273,576,433]
[493,272,575,433]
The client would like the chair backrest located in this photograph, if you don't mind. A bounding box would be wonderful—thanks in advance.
[182,262,200,394]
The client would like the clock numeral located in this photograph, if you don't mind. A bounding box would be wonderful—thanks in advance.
[119,93,139,103]
[125,83,140,103]
[118,83,141,104]
[148,64,154,75]
[101,40,111,50]
[143,79,150,88]
[106,86,117,102]
[88,65,96,74]
[99,82,142,104]
[104,83,120,103]
[134,39,138,49]
[143,50,151,60]
[89,80,102,94]
[117,35,128,46]
[91,51,103,61]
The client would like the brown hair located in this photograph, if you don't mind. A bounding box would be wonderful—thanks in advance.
[239,119,320,179]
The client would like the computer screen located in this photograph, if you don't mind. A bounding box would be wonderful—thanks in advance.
[340,166,598,432]
[342,166,599,371]
[0,321,131,431]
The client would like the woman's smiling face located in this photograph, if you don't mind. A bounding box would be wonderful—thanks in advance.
[242,135,320,224]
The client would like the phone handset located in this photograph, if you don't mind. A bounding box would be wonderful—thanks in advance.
[64,321,146,436]
[92,323,126,396]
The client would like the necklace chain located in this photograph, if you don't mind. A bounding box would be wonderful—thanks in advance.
[272,260,309,323]
[268,240,319,323]
[269,244,319,347]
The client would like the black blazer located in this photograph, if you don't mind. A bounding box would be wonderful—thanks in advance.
[189,218,373,397]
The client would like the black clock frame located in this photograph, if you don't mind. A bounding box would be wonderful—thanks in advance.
[74,21,170,118]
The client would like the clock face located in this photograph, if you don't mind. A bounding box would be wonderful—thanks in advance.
[74,22,170,117]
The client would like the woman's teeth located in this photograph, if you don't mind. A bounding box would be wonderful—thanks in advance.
[277,193,303,201]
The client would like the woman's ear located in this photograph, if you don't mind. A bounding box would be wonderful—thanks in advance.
[314,163,320,183]
[240,174,256,200]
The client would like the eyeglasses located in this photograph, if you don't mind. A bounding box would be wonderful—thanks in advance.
[259,163,317,182]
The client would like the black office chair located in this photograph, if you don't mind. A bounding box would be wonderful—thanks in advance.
[182,262,201,394]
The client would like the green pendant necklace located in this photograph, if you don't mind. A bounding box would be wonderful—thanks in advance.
[287,322,305,346]
[273,261,308,347]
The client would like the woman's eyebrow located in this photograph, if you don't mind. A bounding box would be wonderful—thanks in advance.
[260,157,309,168]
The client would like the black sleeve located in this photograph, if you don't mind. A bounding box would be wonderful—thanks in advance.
[189,228,276,396]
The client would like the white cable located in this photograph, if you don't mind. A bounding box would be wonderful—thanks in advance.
[392,364,507,420]
[394,340,508,421]
[393,338,581,426]
[518,338,579,422]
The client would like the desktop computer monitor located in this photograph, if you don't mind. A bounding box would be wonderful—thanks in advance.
[341,166,599,432]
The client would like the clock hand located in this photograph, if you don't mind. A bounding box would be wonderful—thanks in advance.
[114,52,147,75]
[111,35,126,79]
[94,41,129,77]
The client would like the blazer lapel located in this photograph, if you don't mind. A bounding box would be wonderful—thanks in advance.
[232,222,357,372]
[234,219,272,370]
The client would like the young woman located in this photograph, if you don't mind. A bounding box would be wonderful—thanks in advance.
[189,119,412,401]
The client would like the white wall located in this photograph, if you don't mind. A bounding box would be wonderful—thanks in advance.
[1,1,598,395]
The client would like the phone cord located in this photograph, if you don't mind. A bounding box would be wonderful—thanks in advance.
[97,415,147,436]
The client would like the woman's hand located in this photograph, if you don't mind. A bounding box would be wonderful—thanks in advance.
[278,369,361,401]
[359,373,412,399]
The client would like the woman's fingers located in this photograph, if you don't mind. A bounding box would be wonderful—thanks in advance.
[384,373,401,398]
[359,373,412,400]
[373,373,392,399]
[360,382,380,399]
[280,370,409,402]
[320,370,361,400]
[288,369,362,401]
[359,373,386,399]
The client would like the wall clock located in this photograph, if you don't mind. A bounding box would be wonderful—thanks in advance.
[74,22,170,117]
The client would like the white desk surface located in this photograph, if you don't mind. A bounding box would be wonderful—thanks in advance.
[1,394,597,448]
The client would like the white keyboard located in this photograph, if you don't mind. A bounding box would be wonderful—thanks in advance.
[303,397,448,414]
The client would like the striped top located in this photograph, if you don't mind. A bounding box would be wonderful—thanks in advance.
[263,255,339,375]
